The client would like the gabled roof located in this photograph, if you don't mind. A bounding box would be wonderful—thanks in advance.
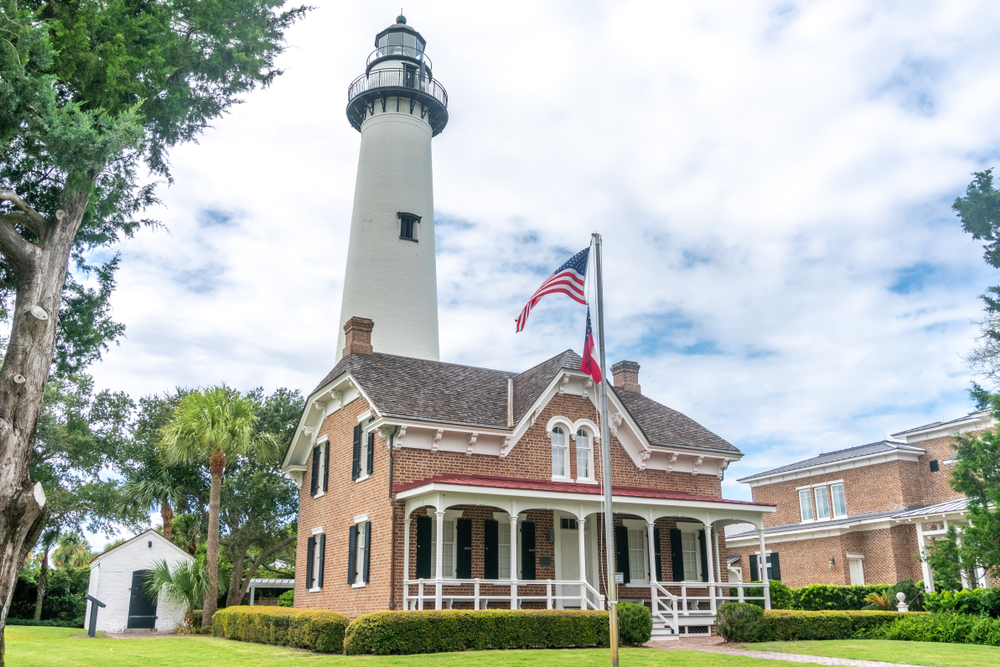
[512,350,581,423]
[737,440,924,482]
[90,529,192,567]
[614,387,741,454]
[891,409,992,438]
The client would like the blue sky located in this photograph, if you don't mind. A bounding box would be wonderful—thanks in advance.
[71,1,1000,542]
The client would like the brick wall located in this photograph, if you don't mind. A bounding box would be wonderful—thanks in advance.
[914,435,966,505]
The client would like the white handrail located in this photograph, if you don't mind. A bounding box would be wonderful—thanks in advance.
[651,581,679,635]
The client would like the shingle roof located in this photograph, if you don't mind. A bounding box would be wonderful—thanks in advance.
[891,409,991,437]
[737,440,924,482]
[614,388,741,454]
[309,349,739,453]
[725,508,905,539]
[395,473,764,506]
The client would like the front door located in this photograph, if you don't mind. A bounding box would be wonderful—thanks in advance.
[126,570,157,629]
[848,558,865,585]
[557,517,581,608]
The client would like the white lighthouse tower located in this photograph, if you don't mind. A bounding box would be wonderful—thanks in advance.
[336,15,449,361]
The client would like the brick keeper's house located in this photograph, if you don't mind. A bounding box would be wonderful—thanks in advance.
[726,410,998,592]
[280,318,774,637]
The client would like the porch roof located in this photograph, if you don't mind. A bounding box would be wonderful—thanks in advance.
[394,473,771,507]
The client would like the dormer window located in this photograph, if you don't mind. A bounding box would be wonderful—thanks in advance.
[399,212,420,242]
[551,426,568,479]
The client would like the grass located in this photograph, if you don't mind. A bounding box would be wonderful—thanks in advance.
[748,639,1000,667]
[5,626,811,667]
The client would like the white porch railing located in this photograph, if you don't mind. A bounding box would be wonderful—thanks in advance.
[404,579,605,611]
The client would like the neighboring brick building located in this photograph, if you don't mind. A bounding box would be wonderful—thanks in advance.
[725,411,995,592]
[280,318,773,635]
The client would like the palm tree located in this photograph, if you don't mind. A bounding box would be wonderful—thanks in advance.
[158,385,280,629]
[51,533,93,569]
[144,558,210,626]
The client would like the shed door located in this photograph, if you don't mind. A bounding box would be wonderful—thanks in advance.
[127,570,157,629]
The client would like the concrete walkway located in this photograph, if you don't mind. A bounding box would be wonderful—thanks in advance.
[647,636,927,667]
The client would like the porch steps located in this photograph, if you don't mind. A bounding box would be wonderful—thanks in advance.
[650,621,680,641]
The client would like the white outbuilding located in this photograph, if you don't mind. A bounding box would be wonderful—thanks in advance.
[86,529,194,633]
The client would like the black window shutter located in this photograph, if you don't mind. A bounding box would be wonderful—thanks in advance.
[521,521,536,580]
[654,527,662,582]
[306,536,315,589]
[367,432,375,475]
[750,554,759,582]
[363,522,372,583]
[318,533,326,588]
[699,529,709,583]
[769,552,780,582]
[670,529,684,582]
[614,525,630,584]
[310,447,319,496]
[484,520,499,579]
[347,525,357,585]
[415,516,431,579]
[352,425,361,480]
[323,443,330,493]
[456,518,472,579]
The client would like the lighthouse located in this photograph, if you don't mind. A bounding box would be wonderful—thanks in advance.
[336,15,449,361]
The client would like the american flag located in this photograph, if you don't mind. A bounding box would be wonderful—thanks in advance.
[515,248,589,333]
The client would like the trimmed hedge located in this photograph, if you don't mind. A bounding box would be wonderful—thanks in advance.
[760,610,910,642]
[925,588,1000,618]
[716,603,764,642]
[211,606,349,653]
[860,612,1000,646]
[343,610,610,655]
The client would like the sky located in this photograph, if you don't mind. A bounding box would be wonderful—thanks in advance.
[71,1,1000,540]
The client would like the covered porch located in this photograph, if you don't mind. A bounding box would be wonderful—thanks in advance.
[895,498,991,592]
[396,474,775,637]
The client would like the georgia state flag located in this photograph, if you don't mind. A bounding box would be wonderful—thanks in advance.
[580,308,603,383]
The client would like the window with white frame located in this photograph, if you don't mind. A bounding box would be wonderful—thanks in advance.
[429,519,456,578]
[551,426,568,478]
[799,488,814,522]
[358,428,369,480]
[498,524,511,578]
[830,483,847,518]
[814,486,831,520]
[576,429,593,480]
[626,523,647,583]
[353,521,368,586]
[681,530,700,581]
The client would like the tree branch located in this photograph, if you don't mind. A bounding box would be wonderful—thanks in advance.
[0,190,49,237]
[234,534,296,605]
[0,212,35,269]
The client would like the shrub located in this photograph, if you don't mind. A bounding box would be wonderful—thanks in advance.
[616,602,652,646]
[5,617,82,628]
[343,609,609,655]
[794,584,888,611]
[925,588,1000,617]
[277,590,294,607]
[731,580,794,609]
[212,606,349,653]
[716,602,764,642]
[889,580,924,612]
[861,612,1000,646]
[759,610,903,641]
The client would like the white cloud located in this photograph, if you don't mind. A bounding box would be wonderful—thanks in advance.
[84,1,1000,503]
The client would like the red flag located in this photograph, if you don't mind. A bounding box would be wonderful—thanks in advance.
[580,308,602,383]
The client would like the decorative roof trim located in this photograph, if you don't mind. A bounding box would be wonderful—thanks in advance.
[740,446,925,487]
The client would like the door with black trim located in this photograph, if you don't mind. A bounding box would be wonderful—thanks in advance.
[127,569,157,629]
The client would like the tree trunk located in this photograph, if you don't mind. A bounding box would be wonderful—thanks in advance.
[0,190,89,666]
[226,548,246,609]
[161,500,174,542]
[227,535,295,608]
[203,450,225,629]
[33,548,49,622]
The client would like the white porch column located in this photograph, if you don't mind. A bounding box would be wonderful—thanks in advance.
[647,520,658,616]
[915,521,933,593]
[757,526,770,610]
[510,514,519,609]
[435,510,445,609]
[704,522,716,614]
[249,586,255,606]
[957,532,970,590]
[714,526,723,584]
[578,517,587,608]
[403,514,411,608]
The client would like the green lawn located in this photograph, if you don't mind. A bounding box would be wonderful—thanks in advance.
[748,639,1000,667]
[4,626,808,667]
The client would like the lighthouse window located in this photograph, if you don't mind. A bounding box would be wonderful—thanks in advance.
[399,212,421,242]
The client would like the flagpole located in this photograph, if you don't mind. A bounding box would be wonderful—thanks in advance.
[592,232,619,665]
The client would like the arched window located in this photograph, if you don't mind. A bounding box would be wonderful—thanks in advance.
[551,426,568,478]
[576,429,593,480]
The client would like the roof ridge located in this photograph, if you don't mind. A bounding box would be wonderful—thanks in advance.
[370,352,516,376]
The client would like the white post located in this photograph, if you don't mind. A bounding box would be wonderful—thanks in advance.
[578,517,587,609]
[475,579,481,610]
[403,514,411,609]
[714,526,723,585]
[957,532,970,590]
[758,526,770,610]
[704,522,716,614]
[546,580,553,609]
[510,514,519,610]
[647,521,658,614]
[916,522,934,593]
[249,586,255,606]
[418,580,424,610]
[435,510,445,609]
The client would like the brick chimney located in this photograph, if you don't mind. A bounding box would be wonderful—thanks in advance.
[342,317,374,357]
[611,360,641,393]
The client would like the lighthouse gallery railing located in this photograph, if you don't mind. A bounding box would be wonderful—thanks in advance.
[348,68,449,109]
